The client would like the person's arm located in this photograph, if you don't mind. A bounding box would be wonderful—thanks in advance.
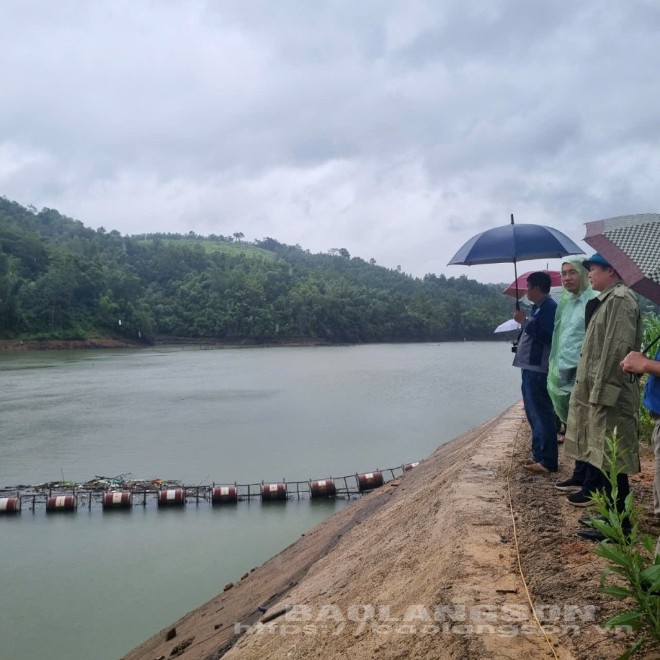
[621,351,660,376]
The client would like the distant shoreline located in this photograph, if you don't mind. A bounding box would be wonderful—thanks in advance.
[0,335,512,352]
[0,338,141,352]
[0,337,335,352]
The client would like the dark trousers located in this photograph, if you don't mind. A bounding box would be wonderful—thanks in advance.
[571,460,588,483]
[521,369,558,471]
[583,463,631,516]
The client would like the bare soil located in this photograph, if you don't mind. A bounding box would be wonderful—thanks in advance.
[123,403,658,660]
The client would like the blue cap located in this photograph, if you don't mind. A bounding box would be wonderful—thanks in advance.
[583,252,612,270]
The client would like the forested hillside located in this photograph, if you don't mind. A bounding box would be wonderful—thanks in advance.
[0,196,516,343]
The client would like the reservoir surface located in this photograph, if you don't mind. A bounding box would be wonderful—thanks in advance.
[0,342,520,659]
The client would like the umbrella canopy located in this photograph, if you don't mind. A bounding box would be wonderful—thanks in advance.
[502,270,562,298]
[494,318,521,333]
[584,213,660,305]
[448,218,583,266]
[448,214,583,305]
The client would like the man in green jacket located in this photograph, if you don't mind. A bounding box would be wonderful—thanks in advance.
[563,253,642,539]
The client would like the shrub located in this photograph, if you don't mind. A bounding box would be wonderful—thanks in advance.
[587,432,660,658]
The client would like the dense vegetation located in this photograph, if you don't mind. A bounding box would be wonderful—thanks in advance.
[2,196,652,345]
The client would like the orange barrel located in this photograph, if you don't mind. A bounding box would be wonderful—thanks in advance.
[158,488,185,507]
[46,495,77,512]
[0,497,21,514]
[404,462,420,471]
[310,478,336,498]
[261,483,287,501]
[357,471,384,492]
[211,485,238,504]
[102,491,133,509]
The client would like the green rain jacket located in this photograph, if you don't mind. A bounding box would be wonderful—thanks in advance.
[547,258,597,423]
[564,281,642,473]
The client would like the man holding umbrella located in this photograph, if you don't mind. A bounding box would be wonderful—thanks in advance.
[563,253,642,538]
[447,215,584,475]
[512,271,558,474]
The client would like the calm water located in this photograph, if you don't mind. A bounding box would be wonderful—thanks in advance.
[0,343,519,660]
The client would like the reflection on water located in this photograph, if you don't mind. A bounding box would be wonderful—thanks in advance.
[0,343,519,659]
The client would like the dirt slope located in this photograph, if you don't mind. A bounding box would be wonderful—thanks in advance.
[124,403,656,660]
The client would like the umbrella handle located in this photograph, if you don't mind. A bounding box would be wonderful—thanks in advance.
[513,257,520,311]
[642,333,660,355]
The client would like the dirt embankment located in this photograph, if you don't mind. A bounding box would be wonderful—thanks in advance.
[124,403,657,660]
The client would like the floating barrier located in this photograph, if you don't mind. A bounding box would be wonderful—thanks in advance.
[0,497,21,514]
[309,478,336,498]
[211,485,238,505]
[46,495,77,512]
[102,491,133,510]
[0,460,423,518]
[261,483,287,501]
[157,489,185,507]
[357,471,384,492]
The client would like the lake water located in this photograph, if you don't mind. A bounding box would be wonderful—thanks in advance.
[0,343,520,659]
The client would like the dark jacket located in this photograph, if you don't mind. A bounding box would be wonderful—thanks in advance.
[512,296,557,373]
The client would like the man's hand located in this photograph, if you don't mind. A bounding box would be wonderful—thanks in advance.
[513,309,526,324]
[621,351,651,374]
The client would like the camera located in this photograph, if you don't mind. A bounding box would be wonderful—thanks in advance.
[511,342,518,354]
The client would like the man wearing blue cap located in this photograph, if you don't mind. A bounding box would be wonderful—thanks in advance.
[563,252,642,541]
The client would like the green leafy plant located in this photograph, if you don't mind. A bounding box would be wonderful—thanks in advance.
[643,313,660,351]
[587,432,660,658]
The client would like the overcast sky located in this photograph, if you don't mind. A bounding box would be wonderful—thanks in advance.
[1,1,659,282]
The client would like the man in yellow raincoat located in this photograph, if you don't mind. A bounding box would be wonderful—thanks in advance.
[563,253,641,539]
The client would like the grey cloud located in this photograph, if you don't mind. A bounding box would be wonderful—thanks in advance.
[1,1,659,279]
